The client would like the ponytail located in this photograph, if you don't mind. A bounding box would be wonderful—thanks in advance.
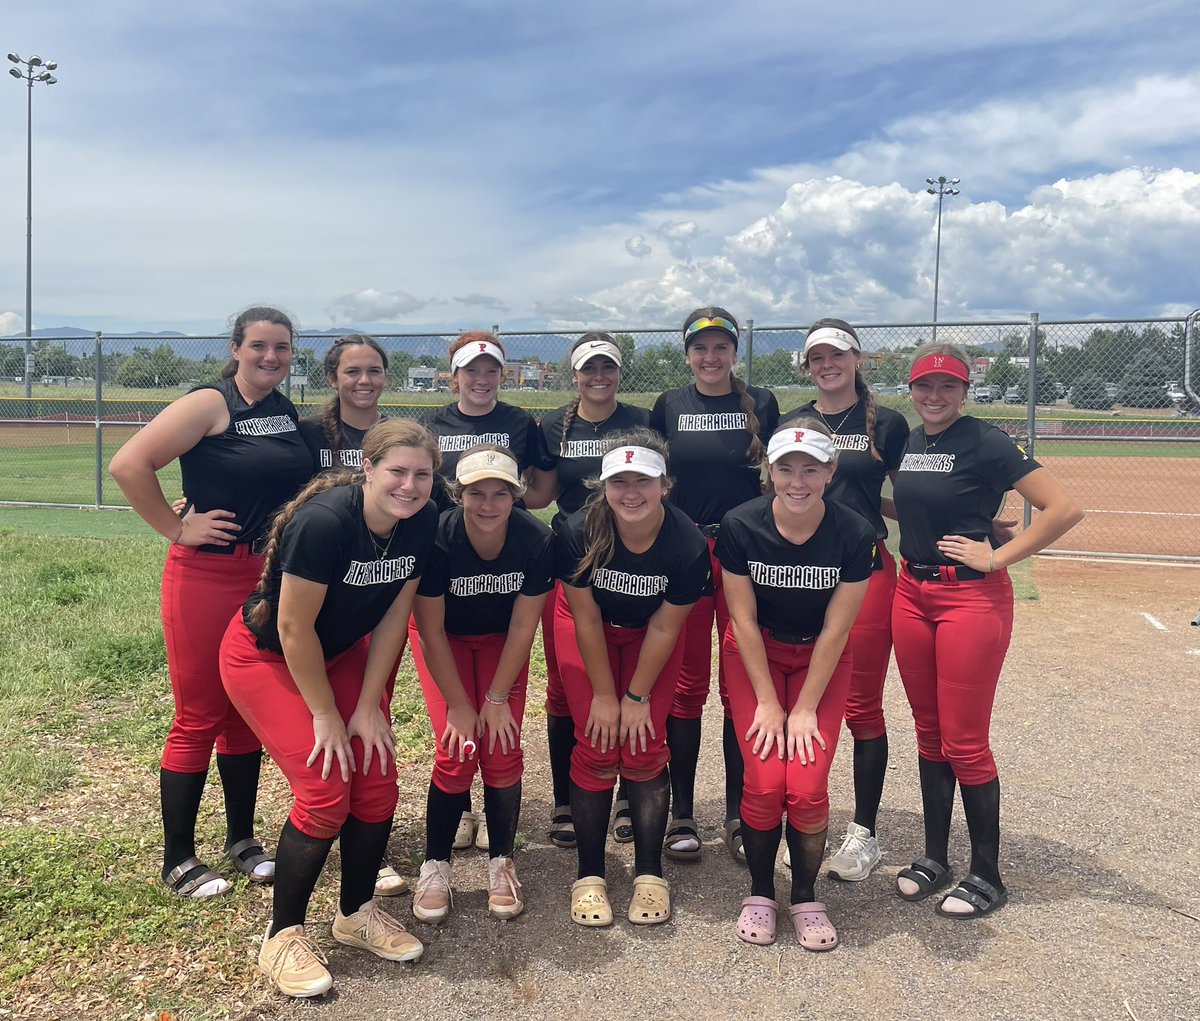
[572,489,618,585]
[730,373,763,461]
[319,393,345,456]
[559,396,581,456]
[854,369,882,463]
[246,469,360,629]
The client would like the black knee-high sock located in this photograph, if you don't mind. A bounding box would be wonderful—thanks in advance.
[785,825,828,905]
[426,782,470,862]
[960,777,1003,889]
[722,716,745,822]
[852,734,889,835]
[666,716,702,820]
[216,750,262,849]
[741,822,782,900]
[161,767,207,878]
[626,769,670,877]
[547,715,575,808]
[483,781,522,858]
[338,814,393,915]
[570,782,613,879]
[917,756,957,868]
[271,819,335,936]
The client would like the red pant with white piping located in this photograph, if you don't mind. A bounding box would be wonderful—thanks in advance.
[723,626,852,833]
[890,566,1013,785]
[409,622,528,794]
[843,542,897,741]
[160,543,263,772]
[672,537,729,719]
[220,617,397,839]
[552,589,683,793]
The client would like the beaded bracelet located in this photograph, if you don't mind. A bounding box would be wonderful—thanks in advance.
[484,689,510,706]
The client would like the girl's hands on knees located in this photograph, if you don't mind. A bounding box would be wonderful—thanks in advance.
[786,706,826,765]
[442,703,479,762]
[347,705,396,777]
[746,701,786,761]
[618,698,655,754]
[478,700,520,755]
[308,711,354,781]
[585,694,620,754]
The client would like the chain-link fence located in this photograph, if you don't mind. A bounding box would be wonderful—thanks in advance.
[2,314,1197,559]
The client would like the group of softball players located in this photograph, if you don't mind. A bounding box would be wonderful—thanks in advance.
[111,303,1083,998]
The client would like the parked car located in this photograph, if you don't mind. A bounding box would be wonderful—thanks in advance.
[1004,386,1023,404]
[972,385,999,404]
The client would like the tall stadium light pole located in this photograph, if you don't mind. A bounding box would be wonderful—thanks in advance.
[925,175,959,343]
[8,52,59,399]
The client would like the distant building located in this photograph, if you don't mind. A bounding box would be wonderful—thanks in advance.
[407,366,436,389]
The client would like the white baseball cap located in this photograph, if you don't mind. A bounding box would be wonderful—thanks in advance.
[802,326,861,361]
[571,339,623,370]
[599,446,668,480]
[766,428,837,464]
[451,339,506,371]
[456,448,522,486]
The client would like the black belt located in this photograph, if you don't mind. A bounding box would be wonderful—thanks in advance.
[767,629,818,645]
[699,523,721,539]
[606,619,648,630]
[200,535,270,556]
[904,561,986,582]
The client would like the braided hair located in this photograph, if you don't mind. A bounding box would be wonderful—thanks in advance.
[318,333,389,457]
[803,317,882,463]
[682,306,762,461]
[247,419,440,630]
[571,428,672,584]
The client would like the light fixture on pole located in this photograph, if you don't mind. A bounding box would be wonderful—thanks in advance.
[8,51,60,399]
[925,175,959,342]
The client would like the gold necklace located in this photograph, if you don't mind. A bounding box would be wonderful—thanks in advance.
[813,399,858,435]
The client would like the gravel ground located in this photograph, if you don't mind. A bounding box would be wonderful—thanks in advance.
[256,560,1200,1021]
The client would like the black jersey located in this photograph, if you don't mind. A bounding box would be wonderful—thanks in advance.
[244,485,438,658]
[298,415,388,472]
[417,506,555,636]
[179,378,315,552]
[650,384,780,525]
[556,502,710,625]
[715,495,875,636]
[420,402,553,511]
[780,401,909,540]
[892,415,1040,565]
[538,402,651,522]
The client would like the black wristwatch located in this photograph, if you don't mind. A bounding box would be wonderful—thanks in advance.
[624,690,650,704]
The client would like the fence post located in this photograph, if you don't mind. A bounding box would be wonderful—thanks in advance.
[94,332,103,508]
[1024,312,1039,529]
[744,318,755,386]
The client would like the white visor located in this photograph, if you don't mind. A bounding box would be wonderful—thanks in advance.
[802,326,861,360]
[599,446,667,480]
[767,428,837,464]
[451,340,506,371]
[571,339,623,370]
[456,448,521,486]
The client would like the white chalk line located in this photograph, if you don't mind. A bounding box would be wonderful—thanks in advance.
[1187,649,1200,657]
[1142,613,1168,631]
[1082,508,1200,518]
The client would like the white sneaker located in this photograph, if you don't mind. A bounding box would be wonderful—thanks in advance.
[412,859,454,924]
[452,811,476,851]
[826,822,882,882]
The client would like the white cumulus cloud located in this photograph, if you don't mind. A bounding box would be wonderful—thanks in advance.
[0,312,24,336]
[326,289,431,324]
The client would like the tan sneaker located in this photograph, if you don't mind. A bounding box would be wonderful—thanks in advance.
[257,924,333,999]
[412,859,453,924]
[332,900,424,962]
[487,856,525,919]
[451,811,476,851]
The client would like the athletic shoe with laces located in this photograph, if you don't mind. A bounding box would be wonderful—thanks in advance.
[412,859,454,923]
[257,924,333,999]
[826,821,882,882]
[487,856,525,919]
[332,900,424,961]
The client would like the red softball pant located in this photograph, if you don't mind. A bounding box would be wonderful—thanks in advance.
[673,536,730,719]
[220,618,397,839]
[541,581,570,716]
[552,589,683,793]
[890,566,1013,786]
[408,622,528,794]
[844,542,897,741]
[723,626,852,834]
[160,543,263,772]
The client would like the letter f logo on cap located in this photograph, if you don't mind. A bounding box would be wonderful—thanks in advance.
[624,450,635,464]
[795,430,804,442]
[479,343,487,352]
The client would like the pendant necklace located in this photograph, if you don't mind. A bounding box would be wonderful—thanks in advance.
[369,523,398,560]
[813,399,858,436]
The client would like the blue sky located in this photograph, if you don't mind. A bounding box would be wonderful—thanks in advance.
[2,0,1198,335]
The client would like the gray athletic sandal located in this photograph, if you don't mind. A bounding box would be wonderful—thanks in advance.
[165,856,231,899]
